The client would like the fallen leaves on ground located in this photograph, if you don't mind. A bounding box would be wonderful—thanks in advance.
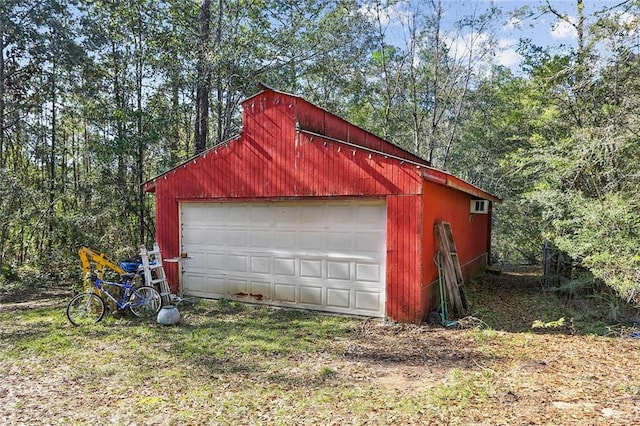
[1,269,640,425]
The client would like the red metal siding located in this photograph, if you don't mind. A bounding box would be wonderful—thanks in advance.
[421,180,491,313]
[147,89,494,323]
[386,195,423,323]
[295,133,422,196]
[148,90,426,314]
[155,192,180,292]
[294,97,429,166]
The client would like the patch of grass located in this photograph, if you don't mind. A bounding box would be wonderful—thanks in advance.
[531,316,566,329]
[579,320,610,336]
[467,270,634,335]
[134,395,167,411]
[3,269,640,425]
[164,300,356,361]
[0,264,71,303]
[618,384,640,395]
[429,368,496,409]
[469,328,504,356]
[318,365,336,379]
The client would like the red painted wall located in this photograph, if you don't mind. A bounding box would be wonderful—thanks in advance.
[386,195,423,323]
[295,98,429,166]
[147,89,493,323]
[420,180,491,315]
[149,90,427,321]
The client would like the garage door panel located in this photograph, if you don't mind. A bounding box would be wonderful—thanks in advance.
[250,205,274,224]
[208,253,226,270]
[181,206,205,224]
[356,232,385,253]
[299,285,323,305]
[186,274,209,293]
[356,206,386,225]
[227,278,248,295]
[327,288,350,309]
[206,229,227,245]
[209,276,226,291]
[276,231,297,249]
[300,259,322,278]
[298,231,324,250]
[250,230,272,247]
[181,200,386,317]
[226,205,250,224]
[355,291,382,312]
[327,232,353,251]
[274,283,296,302]
[356,263,381,282]
[274,257,295,276]
[328,205,353,224]
[275,205,298,224]
[327,261,350,280]
[299,205,326,224]
[250,281,271,298]
[228,230,248,247]
[183,228,206,245]
[186,251,208,270]
[228,254,247,272]
[250,256,271,274]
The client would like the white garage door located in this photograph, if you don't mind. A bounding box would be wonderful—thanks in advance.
[180,200,387,317]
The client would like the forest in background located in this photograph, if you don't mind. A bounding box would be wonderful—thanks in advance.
[1,0,639,306]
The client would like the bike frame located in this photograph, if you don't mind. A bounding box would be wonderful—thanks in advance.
[91,276,149,310]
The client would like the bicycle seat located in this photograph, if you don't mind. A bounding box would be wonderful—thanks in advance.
[120,272,136,280]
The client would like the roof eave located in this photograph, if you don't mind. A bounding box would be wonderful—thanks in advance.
[422,169,501,203]
[142,134,241,192]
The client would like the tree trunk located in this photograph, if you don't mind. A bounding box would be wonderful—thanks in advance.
[194,0,211,154]
[0,19,5,169]
[170,65,180,166]
[215,0,223,145]
[136,6,145,245]
[82,117,90,210]
[72,131,79,209]
[48,62,56,256]
[576,0,584,64]
[428,0,442,164]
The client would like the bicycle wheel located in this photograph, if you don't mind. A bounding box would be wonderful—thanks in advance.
[128,285,162,318]
[66,292,106,326]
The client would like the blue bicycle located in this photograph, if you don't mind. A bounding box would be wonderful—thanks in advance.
[66,273,162,326]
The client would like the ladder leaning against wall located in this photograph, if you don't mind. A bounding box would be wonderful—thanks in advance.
[139,242,172,305]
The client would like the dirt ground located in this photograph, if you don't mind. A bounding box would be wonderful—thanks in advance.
[334,270,640,424]
[336,318,640,424]
[2,269,640,425]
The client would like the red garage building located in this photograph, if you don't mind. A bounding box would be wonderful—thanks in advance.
[144,87,499,323]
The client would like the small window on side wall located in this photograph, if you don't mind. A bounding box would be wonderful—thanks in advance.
[470,199,489,214]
